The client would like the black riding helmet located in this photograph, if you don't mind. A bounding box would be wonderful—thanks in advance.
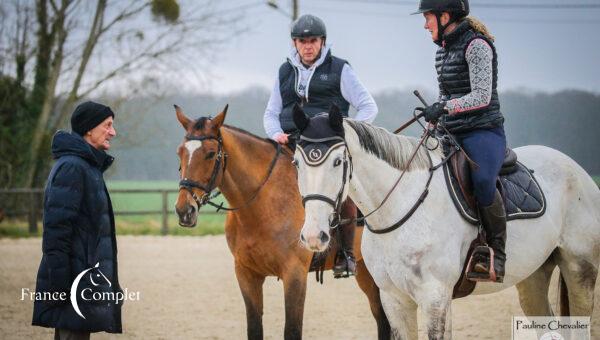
[412,0,469,45]
[412,0,469,17]
[291,14,327,39]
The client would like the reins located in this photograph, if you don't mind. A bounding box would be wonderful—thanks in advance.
[179,132,282,212]
[300,90,474,234]
[360,91,481,233]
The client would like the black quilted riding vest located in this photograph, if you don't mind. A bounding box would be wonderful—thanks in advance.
[436,20,504,134]
[278,50,350,133]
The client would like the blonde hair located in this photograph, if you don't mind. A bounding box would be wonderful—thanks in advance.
[464,16,495,42]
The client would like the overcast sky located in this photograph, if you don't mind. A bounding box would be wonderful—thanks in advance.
[186,0,600,95]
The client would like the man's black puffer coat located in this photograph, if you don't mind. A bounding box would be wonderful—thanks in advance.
[32,130,122,333]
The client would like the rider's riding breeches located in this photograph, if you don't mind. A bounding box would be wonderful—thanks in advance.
[455,126,506,206]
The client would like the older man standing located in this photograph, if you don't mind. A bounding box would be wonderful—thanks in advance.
[32,101,122,339]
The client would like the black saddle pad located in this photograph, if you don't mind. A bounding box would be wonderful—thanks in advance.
[443,161,547,225]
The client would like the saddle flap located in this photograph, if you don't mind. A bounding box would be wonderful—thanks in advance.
[449,150,477,209]
[500,148,518,175]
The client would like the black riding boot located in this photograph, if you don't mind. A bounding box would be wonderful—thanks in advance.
[472,189,507,282]
[333,200,357,278]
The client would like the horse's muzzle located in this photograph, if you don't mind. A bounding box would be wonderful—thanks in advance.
[300,227,330,252]
[176,204,197,227]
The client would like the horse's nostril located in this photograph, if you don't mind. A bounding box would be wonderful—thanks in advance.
[318,231,329,244]
[300,233,306,243]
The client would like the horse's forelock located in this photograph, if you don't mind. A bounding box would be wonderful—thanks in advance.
[193,117,210,131]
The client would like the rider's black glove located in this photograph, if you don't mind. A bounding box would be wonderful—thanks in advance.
[423,102,448,123]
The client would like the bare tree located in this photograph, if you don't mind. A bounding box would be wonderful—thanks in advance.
[0,0,251,187]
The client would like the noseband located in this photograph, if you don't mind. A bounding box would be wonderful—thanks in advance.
[298,135,352,229]
[179,134,226,208]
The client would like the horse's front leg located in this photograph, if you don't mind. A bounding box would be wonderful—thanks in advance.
[417,286,453,340]
[282,265,308,340]
[235,263,266,340]
[379,289,418,340]
[355,259,391,340]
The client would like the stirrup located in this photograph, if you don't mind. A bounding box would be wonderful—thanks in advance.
[333,252,356,279]
[466,245,501,282]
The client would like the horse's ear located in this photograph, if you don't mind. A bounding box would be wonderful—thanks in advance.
[174,104,191,129]
[328,103,343,131]
[212,104,228,130]
[293,103,309,131]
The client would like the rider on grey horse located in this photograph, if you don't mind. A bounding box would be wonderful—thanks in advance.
[415,0,508,282]
[263,14,378,277]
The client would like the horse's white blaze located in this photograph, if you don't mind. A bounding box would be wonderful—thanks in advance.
[184,140,202,166]
[295,120,600,338]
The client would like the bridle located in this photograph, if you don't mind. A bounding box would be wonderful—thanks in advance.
[298,121,443,234]
[179,133,227,209]
[298,90,470,234]
[179,132,282,211]
[298,135,352,229]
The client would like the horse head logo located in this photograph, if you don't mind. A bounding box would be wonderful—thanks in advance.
[70,262,111,319]
[540,331,564,340]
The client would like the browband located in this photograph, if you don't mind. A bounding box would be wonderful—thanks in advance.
[299,135,345,143]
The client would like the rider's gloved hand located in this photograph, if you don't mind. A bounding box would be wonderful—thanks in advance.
[423,102,448,123]
[273,133,289,145]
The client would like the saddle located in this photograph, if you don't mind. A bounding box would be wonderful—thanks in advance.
[443,144,547,299]
[443,146,546,225]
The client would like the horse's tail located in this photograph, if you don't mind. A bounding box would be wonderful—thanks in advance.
[558,272,570,316]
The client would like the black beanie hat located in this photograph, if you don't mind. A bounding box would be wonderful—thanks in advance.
[70,101,115,136]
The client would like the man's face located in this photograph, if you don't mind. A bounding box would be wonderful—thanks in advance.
[293,36,324,66]
[86,116,116,150]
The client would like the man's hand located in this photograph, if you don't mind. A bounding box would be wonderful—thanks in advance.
[274,133,289,145]
[423,102,448,123]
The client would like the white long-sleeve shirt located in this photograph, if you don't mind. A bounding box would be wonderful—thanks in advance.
[263,44,378,140]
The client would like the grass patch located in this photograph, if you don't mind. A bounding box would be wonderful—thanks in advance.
[0,220,42,238]
[0,214,225,238]
[594,176,600,186]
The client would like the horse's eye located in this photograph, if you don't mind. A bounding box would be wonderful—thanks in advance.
[333,158,342,167]
[292,159,299,168]
[205,151,216,160]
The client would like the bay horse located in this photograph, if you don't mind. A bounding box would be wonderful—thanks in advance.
[293,106,600,339]
[173,105,391,339]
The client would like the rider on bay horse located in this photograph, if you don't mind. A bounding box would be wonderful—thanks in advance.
[263,14,378,277]
[414,0,508,282]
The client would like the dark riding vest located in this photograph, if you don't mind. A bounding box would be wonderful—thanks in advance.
[278,50,350,132]
[436,20,504,134]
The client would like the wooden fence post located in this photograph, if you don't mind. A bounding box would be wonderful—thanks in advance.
[28,191,38,234]
[161,190,168,235]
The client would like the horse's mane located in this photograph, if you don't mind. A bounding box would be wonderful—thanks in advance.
[344,119,438,171]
